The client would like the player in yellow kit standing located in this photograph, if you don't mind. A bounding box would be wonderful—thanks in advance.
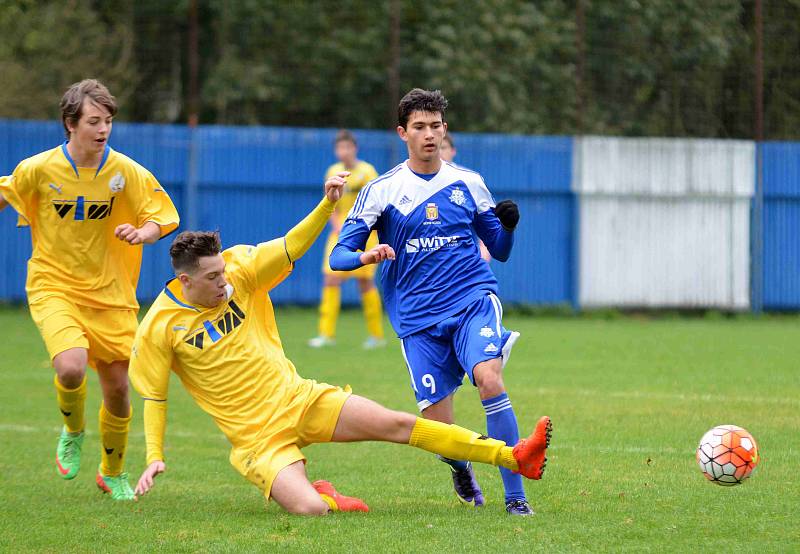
[308,130,385,349]
[0,79,179,500]
[130,173,551,515]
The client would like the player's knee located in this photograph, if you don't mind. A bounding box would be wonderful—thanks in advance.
[475,367,505,397]
[54,354,87,386]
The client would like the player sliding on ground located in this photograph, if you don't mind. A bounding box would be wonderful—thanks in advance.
[129,174,551,515]
[330,89,539,515]
[0,79,179,500]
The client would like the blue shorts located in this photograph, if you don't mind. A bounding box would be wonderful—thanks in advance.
[399,293,520,411]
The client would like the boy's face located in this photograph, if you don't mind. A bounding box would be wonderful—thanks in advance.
[179,254,229,308]
[398,111,447,164]
[439,139,455,162]
[334,139,357,167]
[68,98,112,156]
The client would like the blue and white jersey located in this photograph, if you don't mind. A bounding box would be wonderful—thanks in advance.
[334,160,513,338]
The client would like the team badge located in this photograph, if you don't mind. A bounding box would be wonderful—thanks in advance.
[109,172,126,193]
[449,188,466,206]
[479,326,495,338]
[425,202,438,220]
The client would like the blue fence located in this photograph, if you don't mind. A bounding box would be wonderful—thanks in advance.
[0,120,575,308]
[760,142,800,310]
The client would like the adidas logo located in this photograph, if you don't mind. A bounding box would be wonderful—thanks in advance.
[398,195,412,205]
[484,343,499,353]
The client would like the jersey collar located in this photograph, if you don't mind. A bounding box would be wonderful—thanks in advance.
[61,141,111,179]
[164,278,201,312]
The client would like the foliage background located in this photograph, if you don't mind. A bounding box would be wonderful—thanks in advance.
[0,0,798,138]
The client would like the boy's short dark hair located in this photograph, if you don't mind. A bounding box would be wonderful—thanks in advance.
[170,231,222,274]
[442,134,455,148]
[335,129,357,146]
[60,79,118,139]
[397,88,448,129]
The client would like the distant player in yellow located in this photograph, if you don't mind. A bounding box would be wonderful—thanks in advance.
[0,79,179,500]
[308,130,385,349]
[130,173,551,515]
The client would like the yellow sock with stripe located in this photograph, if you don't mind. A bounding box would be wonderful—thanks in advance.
[54,374,86,433]
[318,286,341,338]
[361,288,384,339]
[319,494,338,512]
[408,418,519,472]
[99,403,132,477]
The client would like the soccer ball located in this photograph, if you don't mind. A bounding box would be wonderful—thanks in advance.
[696,425,760,486]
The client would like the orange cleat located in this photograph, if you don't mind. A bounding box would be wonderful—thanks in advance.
[312,480,369,513]
[512,416,553,480]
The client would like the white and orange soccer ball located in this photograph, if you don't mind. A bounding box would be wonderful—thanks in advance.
[696,425,760,486]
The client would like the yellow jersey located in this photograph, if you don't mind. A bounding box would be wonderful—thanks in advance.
[0,144,179,309]
[129,198,336,471]
[325,160,378,222]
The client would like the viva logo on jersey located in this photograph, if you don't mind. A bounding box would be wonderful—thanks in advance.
[184,299,246,350]
[52,196,115,221]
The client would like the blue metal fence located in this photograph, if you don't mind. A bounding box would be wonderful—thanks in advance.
[0,120,575,308]
[760,142,800,310]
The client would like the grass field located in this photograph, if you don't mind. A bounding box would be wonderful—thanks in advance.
[1,305,798,552]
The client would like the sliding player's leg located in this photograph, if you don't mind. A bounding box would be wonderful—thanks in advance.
[271,460,368,515]
[422,395,485,506]
[330,394,548,477]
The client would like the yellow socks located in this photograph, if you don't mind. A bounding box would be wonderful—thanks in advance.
[54,374,86,433]
[361,288,384,339]
[318,286,341,338]
[99,403,132,477]
[319,494,338,512]
[409,418,519,472]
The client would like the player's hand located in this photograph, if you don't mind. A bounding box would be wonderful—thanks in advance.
[360,244,395,265]
[135,460,166,497]
[494,200,519,231]
[115,222,160,245]
[325,171,349,203]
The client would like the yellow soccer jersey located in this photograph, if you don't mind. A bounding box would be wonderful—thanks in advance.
[129,240,306,473]
[325,160,378,222]
[0,144,179,309]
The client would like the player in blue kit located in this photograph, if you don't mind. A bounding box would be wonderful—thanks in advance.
[329,89,551,516]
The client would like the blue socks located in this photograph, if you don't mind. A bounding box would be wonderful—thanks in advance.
[482,392,526,502]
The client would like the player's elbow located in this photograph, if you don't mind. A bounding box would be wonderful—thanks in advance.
[490,249,511,262]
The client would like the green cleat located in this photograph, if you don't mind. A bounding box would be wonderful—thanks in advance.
[96,470,136,501]
[55,427,84,480]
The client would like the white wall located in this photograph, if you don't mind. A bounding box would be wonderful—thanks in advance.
[575,137,754,309]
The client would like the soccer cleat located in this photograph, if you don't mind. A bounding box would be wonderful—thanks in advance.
[311,480,369,513]
[512,416,552,480]
[506,499,535,516]
[96,470,136,501]
[450,462,485,507]
[362,336,387,350]
[56,426,84,480]
[308,336,336,348]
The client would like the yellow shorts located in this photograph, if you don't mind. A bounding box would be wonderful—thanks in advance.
[322,231,378,279]
[29,295,137,370]
[236,380,352,498]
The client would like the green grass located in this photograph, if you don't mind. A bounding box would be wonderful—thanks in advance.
[1,305,798,552]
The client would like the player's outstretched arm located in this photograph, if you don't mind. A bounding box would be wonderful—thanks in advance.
[282,172,346,262]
